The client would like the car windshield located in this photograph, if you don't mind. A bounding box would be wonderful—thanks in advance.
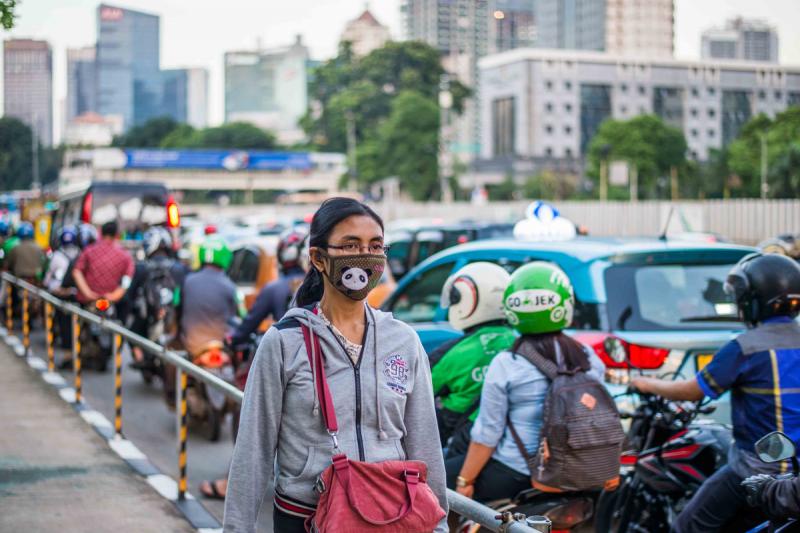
[605,262,743,331]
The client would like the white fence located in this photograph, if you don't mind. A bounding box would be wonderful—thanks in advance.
[183,199,800,245]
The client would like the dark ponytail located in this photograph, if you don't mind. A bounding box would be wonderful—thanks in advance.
[294,197,384,308]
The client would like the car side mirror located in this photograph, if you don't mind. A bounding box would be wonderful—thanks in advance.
[755,431,796,463]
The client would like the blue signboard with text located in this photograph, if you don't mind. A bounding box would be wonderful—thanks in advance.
[124,150,313,171]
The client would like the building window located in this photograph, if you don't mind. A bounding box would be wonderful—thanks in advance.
[565,148,573,158]
[708,87,716,96]
[722,90,752,146]
[565,81,572,90]
[545,147,553,156]
[545,80,553,90]
[708,108,716,118]
[775,91,783,100]
[545,102,553,112]
[691,108,698,118]
[691,129,698,138]
[565,125,572,134]
[545,125,553,134]
[638,85,646,95]
[758,90,766,101]
[492,97,516,157]
[580,84,612,154]
[620,84,628,93]
[653,87,684,129]
[708,129,715,138]
[565,103,572,113]
[691,87,699,97]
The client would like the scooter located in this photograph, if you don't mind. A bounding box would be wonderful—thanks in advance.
[79,298,115,372]
[185,341,236,442]
[746,432,800,533]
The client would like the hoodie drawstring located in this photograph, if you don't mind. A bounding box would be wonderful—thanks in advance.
[369,306,388,441]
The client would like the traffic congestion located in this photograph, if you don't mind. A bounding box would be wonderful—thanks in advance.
[1,188,799,533]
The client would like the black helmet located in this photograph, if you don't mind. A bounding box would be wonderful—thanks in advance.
[724,253,800,326]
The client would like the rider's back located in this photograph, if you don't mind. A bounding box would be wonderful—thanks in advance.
[180,266,237,355]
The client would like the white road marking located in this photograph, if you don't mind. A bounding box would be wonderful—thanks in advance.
[109,438,147,461]
[58,388,76,403]
[80,409,113,429]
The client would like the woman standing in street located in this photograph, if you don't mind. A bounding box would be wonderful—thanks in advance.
[223,197,448,532]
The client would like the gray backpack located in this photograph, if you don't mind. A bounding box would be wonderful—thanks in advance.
[507,343,625,492]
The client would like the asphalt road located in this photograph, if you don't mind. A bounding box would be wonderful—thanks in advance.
[22,326,272,529]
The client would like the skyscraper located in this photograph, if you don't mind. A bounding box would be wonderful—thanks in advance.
[489,0,536,54]
[340,8,391,57]
[66,46,97,123]
[606,0,674,57]
[3,39,53,146]
[535,0,606,51]
[161,68,209,128]
[224,36,310,144]
[96,3,161,130]
[702,18,779,63]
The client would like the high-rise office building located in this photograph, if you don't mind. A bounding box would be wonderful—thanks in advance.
[96,4,161,130]
[606,0,673,57]
[535,0,606,51]
[3,39,53,146]
[702,18,779,63]
[66,46,97,124]
[489,0,536,54]
[224,36,310,144]
[160,68,208,128]
[340,8,391,57]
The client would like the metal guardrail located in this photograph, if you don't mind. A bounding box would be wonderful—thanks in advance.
[2,272,544,533]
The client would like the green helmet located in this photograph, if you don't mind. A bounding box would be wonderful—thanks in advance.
[503,262,575,334]
[198,236,232,270]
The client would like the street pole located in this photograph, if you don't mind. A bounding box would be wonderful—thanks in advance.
[439,75,454,204]
[599,159,608,201]
[630,165,638,203]
[345,110,357,192]
[31,115,40,192]
[760,132,769,200]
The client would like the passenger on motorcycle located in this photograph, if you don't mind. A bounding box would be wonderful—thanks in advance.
[632,253,800,533]
[72,221,134,305]
[127,227,188,369]
[432,262,516,453]
[44,226,80,297]
[6,222,45,280]
[446,262,605,502]
[229,227,308,347]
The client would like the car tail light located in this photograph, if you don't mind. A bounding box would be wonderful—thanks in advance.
[81,192,93,223]
[166,195,180,228]
[573,332,670,370]
[543,497,594,529]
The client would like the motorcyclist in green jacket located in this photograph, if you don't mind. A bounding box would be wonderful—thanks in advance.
[431,262,517,456]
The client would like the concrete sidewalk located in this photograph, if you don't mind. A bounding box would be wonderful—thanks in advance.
[0,344,195,533]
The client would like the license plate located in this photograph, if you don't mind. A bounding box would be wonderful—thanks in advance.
[695,353,714,371]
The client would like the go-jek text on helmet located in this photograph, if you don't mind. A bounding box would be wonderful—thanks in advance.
[59,225,78,247]
[277,227,309,273]
[503,261,575,335]
[440,262,511,331]
[198,235,233,271]
[724,253,800,326]
[77,223,98,249]
[16,222,34,240]
[143,226,174,258]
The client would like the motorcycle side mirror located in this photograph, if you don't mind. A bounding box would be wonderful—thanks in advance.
[604,336,628,364]
[755,431,797,463]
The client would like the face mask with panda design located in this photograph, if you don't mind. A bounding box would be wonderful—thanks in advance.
[318,250,386,301]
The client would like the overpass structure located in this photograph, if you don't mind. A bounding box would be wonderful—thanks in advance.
[58,148,346,197]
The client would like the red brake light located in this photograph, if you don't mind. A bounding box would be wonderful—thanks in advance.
[95,299,110,312]
[166,196,180,228]
[81,192,93,223]
[573,332,669,370]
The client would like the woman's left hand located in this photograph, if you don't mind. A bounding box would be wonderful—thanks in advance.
[456,484,475,499]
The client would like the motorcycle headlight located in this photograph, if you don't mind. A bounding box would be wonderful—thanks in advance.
[543,497,594,529]
[159,287,174,306]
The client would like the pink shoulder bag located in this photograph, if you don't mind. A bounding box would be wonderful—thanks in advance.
[300,322,446,532]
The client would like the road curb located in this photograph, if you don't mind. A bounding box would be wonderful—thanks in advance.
[1,326,223,533]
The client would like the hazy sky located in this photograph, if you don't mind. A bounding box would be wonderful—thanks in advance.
[3,0,799,140]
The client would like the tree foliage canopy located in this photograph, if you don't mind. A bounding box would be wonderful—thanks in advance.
[1,0,17,30]
[0,117,61,191]
[112,117,278,150]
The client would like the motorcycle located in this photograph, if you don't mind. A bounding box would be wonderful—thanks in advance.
[746,431,799,533]
[79,298,115,372]
[184,341,236,442]
[593,390,731,532]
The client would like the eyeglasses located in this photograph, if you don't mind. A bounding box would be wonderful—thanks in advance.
[326,243,390,255]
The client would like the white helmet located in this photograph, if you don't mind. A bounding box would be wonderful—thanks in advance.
[440,262,511,331]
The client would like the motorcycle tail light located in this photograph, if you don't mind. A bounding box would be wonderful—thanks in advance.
[81,192,93,223]
[166,195,180,229]
[544,498,593,529]
[196,349,230,369]
[95,298,110,312]
[573,332,670,370]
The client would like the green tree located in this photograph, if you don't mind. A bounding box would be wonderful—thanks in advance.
[1,0,17,30]
[114,117,278,150]
[727,113,772,197]
[587,115,687,200]
[112,116,181,148]
[0,117,61,191]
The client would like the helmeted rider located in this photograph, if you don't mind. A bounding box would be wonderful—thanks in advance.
[229,227,308,347]
[44,226,80,297]
[127,226,189,370]
[632,253,800,532]
[431,262,516,453]
[446,262,605,502]
[6,221,45,280]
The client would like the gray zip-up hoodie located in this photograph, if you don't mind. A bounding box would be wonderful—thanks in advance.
[223,305,449,532]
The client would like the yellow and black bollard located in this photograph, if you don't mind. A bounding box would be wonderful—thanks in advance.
[21,288,30,357]
[72,313,82,404]
[113,334,123,436]
[45,302,54,372]
[176,368,188,500]
[5,281,12,332]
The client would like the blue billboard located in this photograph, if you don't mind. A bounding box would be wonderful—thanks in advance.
[124,150,313,171]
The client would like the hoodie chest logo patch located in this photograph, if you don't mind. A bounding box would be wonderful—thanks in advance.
[383,354,409,395]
